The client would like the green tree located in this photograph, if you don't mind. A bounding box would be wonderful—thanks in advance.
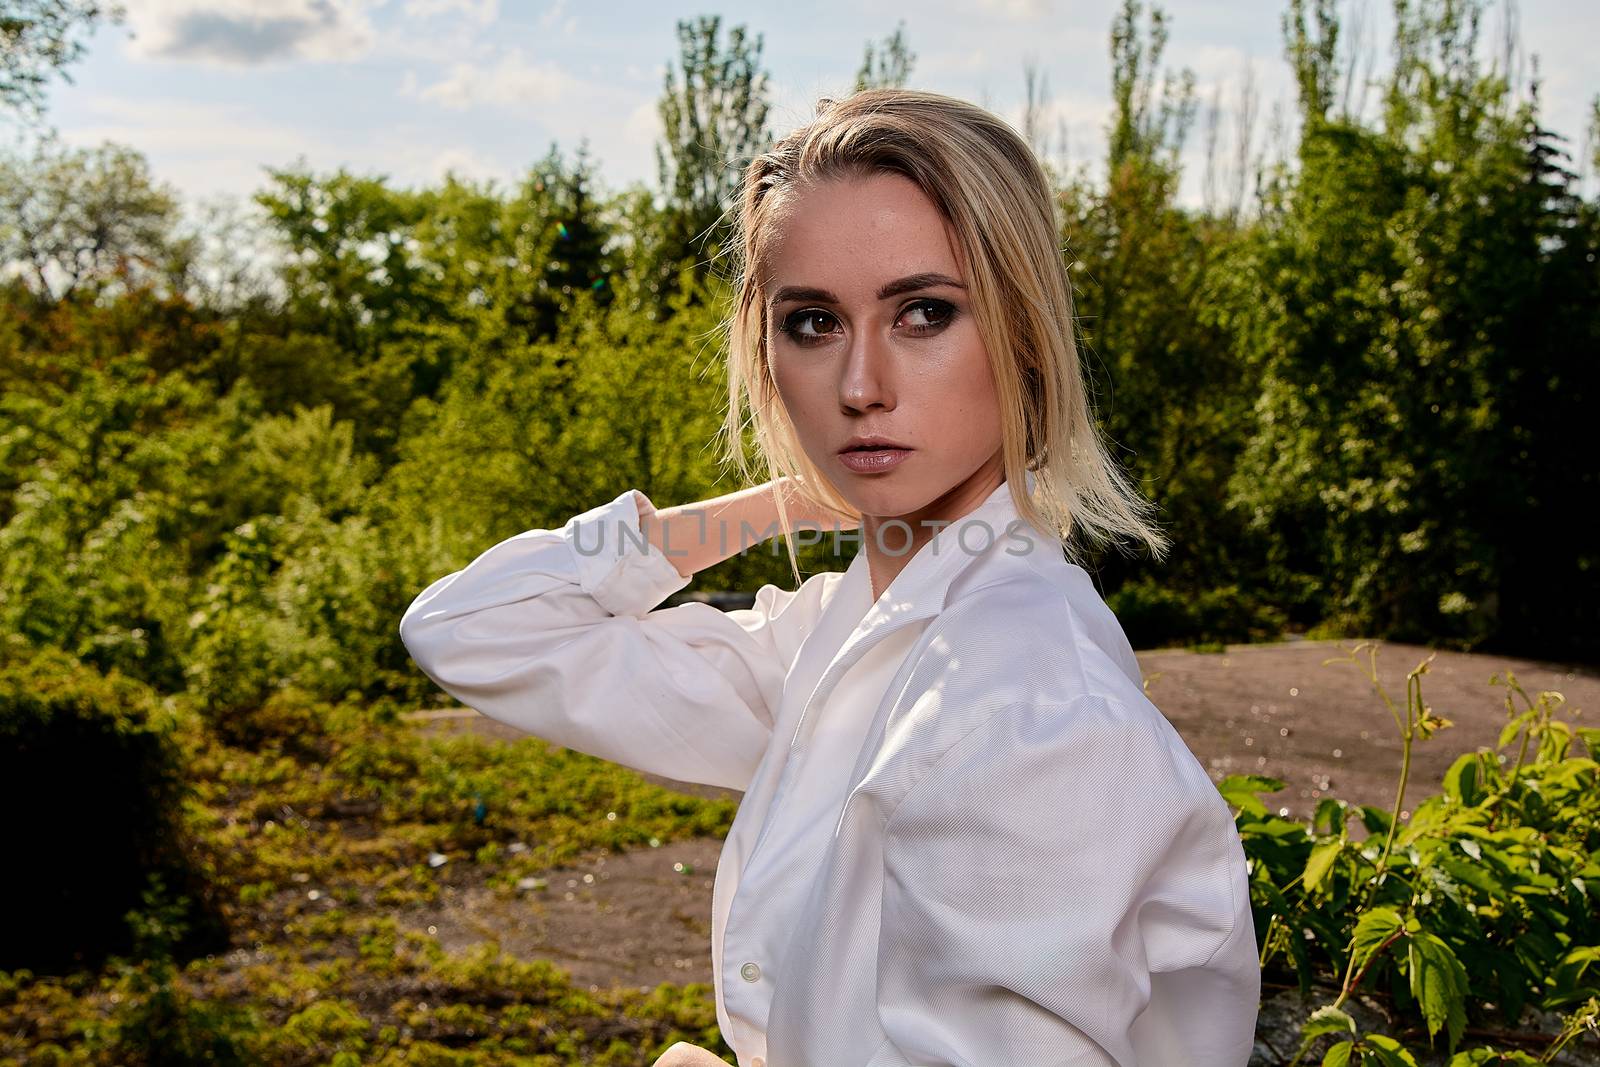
[1228,0,1600,657]
[0,136,183,302]
[1106,0,1196,174]
[1059,0,1275,645]
[252,162,436,358]
[0,0,123,121]
[853,20,915,92]
[654,15,772,294]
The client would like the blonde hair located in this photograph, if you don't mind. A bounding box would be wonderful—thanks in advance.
[715,87,1171,583]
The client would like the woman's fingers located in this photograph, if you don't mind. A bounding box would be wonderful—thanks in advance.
[650,1041,729,1066]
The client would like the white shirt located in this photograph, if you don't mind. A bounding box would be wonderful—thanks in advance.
[398,473,1261,1067]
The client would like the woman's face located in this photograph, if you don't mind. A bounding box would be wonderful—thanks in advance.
[762,172,1005,528]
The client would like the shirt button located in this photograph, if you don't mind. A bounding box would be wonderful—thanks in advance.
[739,961,761,982]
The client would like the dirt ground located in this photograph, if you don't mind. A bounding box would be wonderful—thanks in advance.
[404,637,1599,1061]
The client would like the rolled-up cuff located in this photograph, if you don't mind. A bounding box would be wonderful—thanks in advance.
[567,488,694,617]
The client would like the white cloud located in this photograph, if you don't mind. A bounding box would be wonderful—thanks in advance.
[409,46,578,108]
[403,0,500,25]
[122,0,378,65]
[975,0,1055,19]
[1171,43,1260,84]
[918,48,993,77]
[58,93,343,197]
[424,146,511,186]
[536,0,576,35]
[621,96,661,152]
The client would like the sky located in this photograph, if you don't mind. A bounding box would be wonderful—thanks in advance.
[15,0,1600,223]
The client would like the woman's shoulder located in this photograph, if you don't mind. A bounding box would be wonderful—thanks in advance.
[872,554,1182,775]
[929,555,1143,705]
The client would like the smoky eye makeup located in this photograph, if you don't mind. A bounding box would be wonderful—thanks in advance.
[773,298,959,347]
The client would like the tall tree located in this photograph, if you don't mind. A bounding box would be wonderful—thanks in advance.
[654,14,771,293]
[1229,0,1600,657]
[0,136,181,302]
[1062,0,1266,648]
[1021,56,1066,172]
[253,163,436,359]
[0,0,122,121]
[1107,0,1196,175]
[853,21,915,92]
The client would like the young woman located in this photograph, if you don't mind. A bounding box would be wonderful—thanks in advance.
[400,88,1260,1067]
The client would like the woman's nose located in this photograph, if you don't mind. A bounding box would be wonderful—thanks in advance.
[838,330,896,413]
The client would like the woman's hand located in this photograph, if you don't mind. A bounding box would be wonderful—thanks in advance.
[650,1040,729,1066]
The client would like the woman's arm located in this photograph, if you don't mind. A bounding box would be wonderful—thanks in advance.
[638,476,858,579]
[398,478,850,791]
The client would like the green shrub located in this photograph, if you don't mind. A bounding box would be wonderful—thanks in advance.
[1232,644,1600,1065]
[1108,575,1287,649]
[0,647,226,973]
[87,877,259,1065]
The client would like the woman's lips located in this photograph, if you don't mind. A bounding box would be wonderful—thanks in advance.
[838,446,913,473]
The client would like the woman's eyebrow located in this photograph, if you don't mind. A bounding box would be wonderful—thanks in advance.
[768,272,967,309]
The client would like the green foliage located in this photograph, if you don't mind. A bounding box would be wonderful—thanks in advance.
[853,20,915,92]
[1106,0,1197,172]
[1229,0,1600,658]
[0,646,225,974]
[1107,575,1287,649]
[0,1,125,120]
[85,876,257,1064]
[654,14,771,286]
[0,136,183,302]
[1231,643,1600,1065]
[1,1,1598,1060]
[0,687,741,1065]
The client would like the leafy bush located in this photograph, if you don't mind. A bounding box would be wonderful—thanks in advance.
[1229,643,1600,1064]
[84,877,258,1065]
[1108,575,1288,649]
[0,646,227,973]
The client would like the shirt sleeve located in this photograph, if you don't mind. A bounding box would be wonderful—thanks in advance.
[397,487,821,792]
[869,692,1258,1067]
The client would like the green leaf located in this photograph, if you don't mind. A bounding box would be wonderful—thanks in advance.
[1406,931,1469,1053]
[1497,709,1534,750]
[1359,805,1393,835]
[1443,1049,1547,1066]
[1251,816,1316,840]
[1351,906,1405,972]
[1304,839,1344,893]
[1442,753,1482,806]
[1438,857,1508,900]
[1552,944,1600,993]
[1217,773,1286,817]
[1363,1032,1421,1065]
[1302,1005,1358,1040]
[1314,796,1351,836]
[1321,1040,1354,1067]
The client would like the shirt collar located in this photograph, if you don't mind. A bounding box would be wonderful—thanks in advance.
[835,468,1043,643]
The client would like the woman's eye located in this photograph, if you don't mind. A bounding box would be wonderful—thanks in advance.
[776,299,956,347]
[902,299,954,331]
[779,309,838,344]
